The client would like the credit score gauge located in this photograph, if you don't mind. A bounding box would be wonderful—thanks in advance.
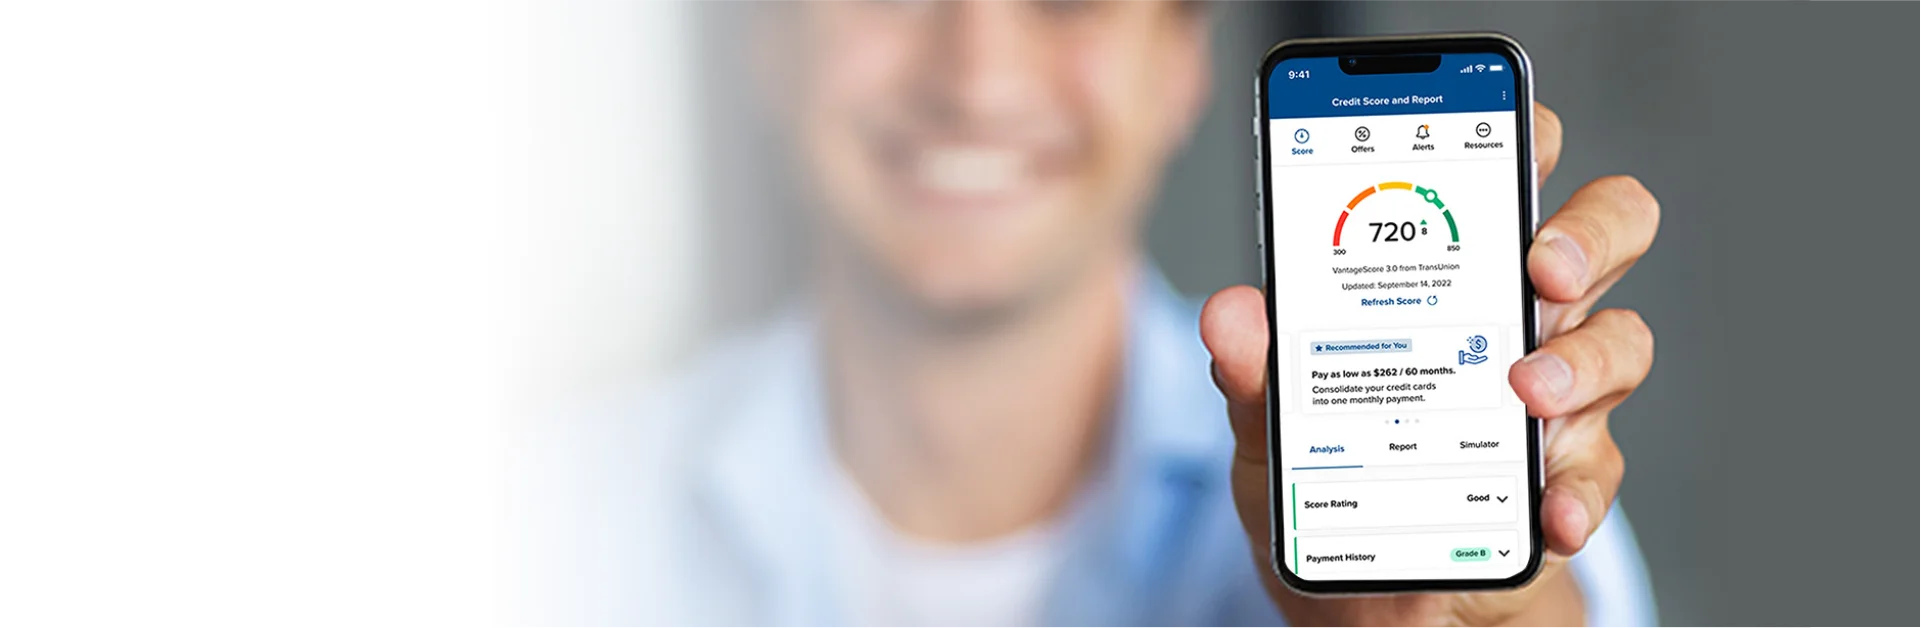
[1331,181,1461,248]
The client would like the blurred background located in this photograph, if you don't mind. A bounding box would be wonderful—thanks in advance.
[548,2,1915,624]
[1,1,1914,625]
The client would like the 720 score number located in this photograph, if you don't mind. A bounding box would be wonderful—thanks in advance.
[1368,221,1424,242]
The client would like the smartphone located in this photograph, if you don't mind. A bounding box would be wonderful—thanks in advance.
[1255,34,1542,593]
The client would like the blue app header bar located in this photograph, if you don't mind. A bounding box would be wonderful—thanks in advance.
[1268,53,1517,119]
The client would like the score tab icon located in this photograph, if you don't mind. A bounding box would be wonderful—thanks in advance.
[1294,128,1311,144]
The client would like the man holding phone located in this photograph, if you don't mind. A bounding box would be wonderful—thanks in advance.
[521,2,1659,625]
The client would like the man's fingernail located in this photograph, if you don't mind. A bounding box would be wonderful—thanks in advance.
[1519,352,1574,401]
[1543,233,1590,288]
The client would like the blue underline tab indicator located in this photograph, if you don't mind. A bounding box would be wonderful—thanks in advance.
[1311,338,1412,355]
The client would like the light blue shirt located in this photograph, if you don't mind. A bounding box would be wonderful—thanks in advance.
[515,267,1656,625]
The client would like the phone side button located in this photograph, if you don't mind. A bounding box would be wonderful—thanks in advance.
[1255,207,1265,249]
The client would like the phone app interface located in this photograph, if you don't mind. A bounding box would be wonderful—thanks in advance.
[1264,53,1532,581]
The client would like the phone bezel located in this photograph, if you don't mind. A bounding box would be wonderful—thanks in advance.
[1254,33,1545,595]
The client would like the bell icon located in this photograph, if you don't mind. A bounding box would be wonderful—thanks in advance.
[1414,124,1431,140]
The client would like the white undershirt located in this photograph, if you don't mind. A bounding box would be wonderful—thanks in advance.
[827,470,1073,627]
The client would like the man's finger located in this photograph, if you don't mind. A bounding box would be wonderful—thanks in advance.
[1534,104,1562,186]
[1541,409,1625,556]
[1529,175,1661,302]
[1509,308,1655,420]
[1200,285,1268,464]
[1201,286,1311,615]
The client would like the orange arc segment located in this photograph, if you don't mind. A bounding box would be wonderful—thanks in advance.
[1345,187,1376,210]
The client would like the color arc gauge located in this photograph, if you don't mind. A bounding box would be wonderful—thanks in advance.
[1331,181,1461,246]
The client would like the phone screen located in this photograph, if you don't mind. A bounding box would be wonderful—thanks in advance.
[1261,50,1537,585]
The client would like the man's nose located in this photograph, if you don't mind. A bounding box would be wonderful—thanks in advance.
[930,2,1044,125]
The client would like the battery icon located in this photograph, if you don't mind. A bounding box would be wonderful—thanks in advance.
[1488,64,1504,72]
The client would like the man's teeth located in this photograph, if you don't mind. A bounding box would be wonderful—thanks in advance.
[914,147,1025,196]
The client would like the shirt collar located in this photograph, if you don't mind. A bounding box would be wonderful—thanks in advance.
[697,264,1235,623]
[1047,266,1235,623]
[697,313,838,623]
[1112,266,1237,472]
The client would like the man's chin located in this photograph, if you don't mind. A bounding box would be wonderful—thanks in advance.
[849,259,1079,334]
[822,227,1104,334]
[896,273,1044,329]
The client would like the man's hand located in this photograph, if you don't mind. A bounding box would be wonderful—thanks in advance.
[1200,104,1658,626]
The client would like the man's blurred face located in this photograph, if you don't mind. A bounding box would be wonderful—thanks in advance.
[779,2,1209,317]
